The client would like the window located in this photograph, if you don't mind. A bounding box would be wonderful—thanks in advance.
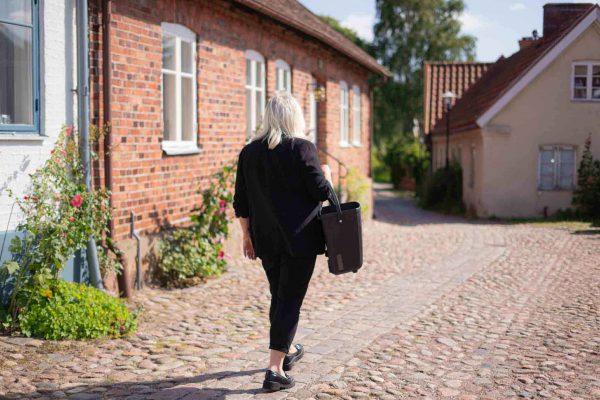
[0,0,39,134]
[161,23,198,155]
[352,85,361,145]
[307,76,318,144]
[538,145,576,190]
[275,59,291,93]
[572,62,600,101]
[339,81,349,145]
[245,50,265,140]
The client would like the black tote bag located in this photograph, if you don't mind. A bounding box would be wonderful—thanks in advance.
[320,184,363,275]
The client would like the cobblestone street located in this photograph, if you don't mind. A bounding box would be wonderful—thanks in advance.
[1,185,598,400]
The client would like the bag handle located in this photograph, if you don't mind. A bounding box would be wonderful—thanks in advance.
[327,181,343,223]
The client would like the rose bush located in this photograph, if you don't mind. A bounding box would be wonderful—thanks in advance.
[0,126,135,338]
[155,163,235,287]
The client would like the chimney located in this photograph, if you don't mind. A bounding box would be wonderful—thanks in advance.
[519,37,535,50]
[543,3,593,37]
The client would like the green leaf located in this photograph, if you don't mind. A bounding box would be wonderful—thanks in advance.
[1,261,19,275]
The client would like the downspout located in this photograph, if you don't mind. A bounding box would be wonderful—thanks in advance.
[76,0,103,289]
[101,0,132,298]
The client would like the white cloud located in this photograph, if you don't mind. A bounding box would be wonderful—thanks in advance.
[459,11,492,34]
[341,13,375,42]
[509,3,527,11]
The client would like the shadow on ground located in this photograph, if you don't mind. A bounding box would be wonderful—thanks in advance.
[4,369,266,400]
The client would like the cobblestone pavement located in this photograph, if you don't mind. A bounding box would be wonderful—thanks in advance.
[1,185,598,399]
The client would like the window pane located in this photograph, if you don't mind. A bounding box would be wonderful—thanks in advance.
[255,90,262,131]
[592,88,600,99]
[539,149,555,190]
[162,73,176,140]
[0,1,32,25]
[574,65,587,75]
[246,59,252,86]
[0,22,33,126]
[558,149,575,189]
[181,76,194,141]
[574,88,587,99]
[574,76,587,87]
[162,35,176,71]
[255,61,263,87]
[181,40,193,74]
[593,65,600,76]
[246,88,252,139]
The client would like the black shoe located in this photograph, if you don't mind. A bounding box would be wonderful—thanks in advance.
[283,344,304,371]
[262,370,295,392]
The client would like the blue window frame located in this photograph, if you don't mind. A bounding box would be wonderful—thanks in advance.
[0,0,40,134]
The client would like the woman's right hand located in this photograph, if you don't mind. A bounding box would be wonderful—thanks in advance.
[243,235,256,260]
[321,164,332,184]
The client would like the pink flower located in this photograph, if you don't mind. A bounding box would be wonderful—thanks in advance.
[70,194,83,208]
[65,126,73,137]
[23,195,29,201]
[219,199,227,213]
[68,216,75,222]
[217,250,225,259]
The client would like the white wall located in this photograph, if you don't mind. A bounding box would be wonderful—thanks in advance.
[0,0,76,260]
[481,23,600,218]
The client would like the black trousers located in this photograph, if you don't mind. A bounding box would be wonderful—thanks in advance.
[261,253,317,353]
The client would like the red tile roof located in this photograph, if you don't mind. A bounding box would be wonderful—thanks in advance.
[233,0,391,77]
[431,3,598,135]
[423,62,493,135]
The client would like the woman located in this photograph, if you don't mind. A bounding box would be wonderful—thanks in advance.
[233,92,332,391]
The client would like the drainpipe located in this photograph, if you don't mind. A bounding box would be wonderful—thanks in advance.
[76,0,103,289]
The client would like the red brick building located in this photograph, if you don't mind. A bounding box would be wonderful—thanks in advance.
[88,0,389,279]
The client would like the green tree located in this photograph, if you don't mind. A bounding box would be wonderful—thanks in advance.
[373,0,476,144]
[319,15,373,53]
[573,135,600,222]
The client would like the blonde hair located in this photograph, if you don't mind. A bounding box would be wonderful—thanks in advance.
[255,92,306,149]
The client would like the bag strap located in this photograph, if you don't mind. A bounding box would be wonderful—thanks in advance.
[327,181,343,223]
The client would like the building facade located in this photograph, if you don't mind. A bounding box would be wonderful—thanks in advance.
[428,3,600,218]
[0,1,78,274]
[0,1,389,284]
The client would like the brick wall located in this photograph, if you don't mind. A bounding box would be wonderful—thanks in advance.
[91,0,374,242]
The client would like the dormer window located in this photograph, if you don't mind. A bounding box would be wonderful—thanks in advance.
[572,62,600,101]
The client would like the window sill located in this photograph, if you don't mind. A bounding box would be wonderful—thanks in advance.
[339,141,352,148]
[571,98,600,103]
[352,141,362,147]
[537,188,574,193]
[0,133,46,142]
[162,141,201,156]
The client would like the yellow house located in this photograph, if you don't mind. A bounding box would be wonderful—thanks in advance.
[428,3,600,218]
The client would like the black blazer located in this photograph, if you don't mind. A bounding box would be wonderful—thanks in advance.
[233,137,331,258]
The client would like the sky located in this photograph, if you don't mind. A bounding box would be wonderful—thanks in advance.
[300,0,594,62]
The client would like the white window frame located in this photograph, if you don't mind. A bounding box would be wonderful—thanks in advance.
[538,145,577,191]
[339,81,349,146]
[275,59,291,93]
[161,22,199,155]
[571,61,600,101]
[308,76,318,144]
[351,85,361,146]
[245,50,266,140]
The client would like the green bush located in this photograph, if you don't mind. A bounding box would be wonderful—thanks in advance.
[345,168,371,217]
[18,279,137,340]
[383,137,429,189]
[155,164,234,287]
[573,135,600,224]
[417,163,465,214]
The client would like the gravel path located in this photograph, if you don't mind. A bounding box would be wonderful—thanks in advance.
[0,185,598,399]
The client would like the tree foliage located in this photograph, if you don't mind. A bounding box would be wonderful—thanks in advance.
[373,0,476,144]
[572,135,600,223]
